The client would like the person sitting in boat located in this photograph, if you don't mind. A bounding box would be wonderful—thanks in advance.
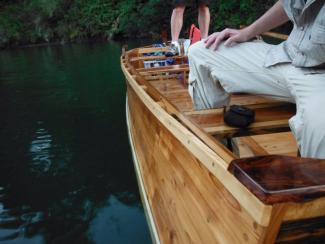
[166,0,210,56]
[188,0,325,159]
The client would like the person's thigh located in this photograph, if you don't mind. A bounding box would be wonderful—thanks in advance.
[188,40,293,102]
[283,68,325,158]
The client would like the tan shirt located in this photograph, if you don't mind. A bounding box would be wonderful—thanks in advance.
[265,0,325,68]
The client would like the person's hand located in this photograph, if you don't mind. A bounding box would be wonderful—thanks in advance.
[204,28,251,50]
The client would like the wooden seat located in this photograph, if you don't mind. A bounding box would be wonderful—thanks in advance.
[229,155,325,204]
[232,132,298,157]
[188,103,295,137]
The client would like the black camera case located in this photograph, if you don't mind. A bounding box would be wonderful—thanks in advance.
[224,105,255,128]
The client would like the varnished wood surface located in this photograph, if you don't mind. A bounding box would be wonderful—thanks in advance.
[128,86,269,243]
[229,155,325,204]
[193,104,295,137]
[276,216,325,243]
[122,45,325,244]
[232,132,298,157]
[122,53,275,227]
[126,103,161,244]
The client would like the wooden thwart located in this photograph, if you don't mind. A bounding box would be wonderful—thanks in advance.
[192,104,295,137]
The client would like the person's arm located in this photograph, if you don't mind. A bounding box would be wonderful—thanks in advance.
[205,0,289,50]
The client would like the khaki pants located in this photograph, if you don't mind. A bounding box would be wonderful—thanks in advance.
[188,40,325,158]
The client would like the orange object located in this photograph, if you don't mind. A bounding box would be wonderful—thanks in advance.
[189,24,201,45]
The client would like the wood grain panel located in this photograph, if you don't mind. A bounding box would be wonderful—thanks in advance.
[128,86,268,243]
[229,155,325,204]
[123,44,325,244]
[232,132,298,157]
[276,216,325,243]
[192,105,295,137]
[122,60,273,226]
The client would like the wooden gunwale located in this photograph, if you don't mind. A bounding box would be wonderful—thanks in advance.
[121,54,274,226]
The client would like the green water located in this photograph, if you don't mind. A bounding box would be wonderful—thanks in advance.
[0,42,151,244]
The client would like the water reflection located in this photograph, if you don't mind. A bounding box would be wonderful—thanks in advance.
[0,42,151,243]
[89,196,149,244]
[30,127,54,174]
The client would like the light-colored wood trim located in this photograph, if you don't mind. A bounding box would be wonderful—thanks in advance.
[137,47,169,54]
[260,204,288,244]
[139,70,189,77]
[262,31,288,41]
[240,25,288,40]
[137,64,188,72]
[145,74,179,81]
[204,119,289,135]
[121,57,273,226]
[184,108,224,116]
[131,55,183,62]
[126,99,161,244]
[232,132,298,157]
[240,137,269,156]
[184,102,288,116]
[139,68,189,76]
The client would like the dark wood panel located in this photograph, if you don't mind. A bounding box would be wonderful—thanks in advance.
[276,216,325,243]
[228,155,325,204]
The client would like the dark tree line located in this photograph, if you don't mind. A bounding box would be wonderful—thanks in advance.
[0,0,280,48]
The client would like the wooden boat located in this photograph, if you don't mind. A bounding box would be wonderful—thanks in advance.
[121,33,325,244]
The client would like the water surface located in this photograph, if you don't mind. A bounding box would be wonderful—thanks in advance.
[0,42,151,244]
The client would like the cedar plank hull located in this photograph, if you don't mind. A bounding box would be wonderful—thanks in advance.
[127,84,325,244]
[123,46,325,244]
[127,86,267,244]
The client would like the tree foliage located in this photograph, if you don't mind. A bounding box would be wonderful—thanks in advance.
[0,0,279,48]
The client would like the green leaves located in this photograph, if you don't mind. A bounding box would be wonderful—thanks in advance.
[0,0,277,47]
[211,0,276,31]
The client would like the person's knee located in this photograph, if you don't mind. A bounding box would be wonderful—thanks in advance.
[299,104,325,158]
[304,110,325,135]
[301,97,325,139]
[188,41,205,60]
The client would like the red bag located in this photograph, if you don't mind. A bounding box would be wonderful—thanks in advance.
[189,24,201,45]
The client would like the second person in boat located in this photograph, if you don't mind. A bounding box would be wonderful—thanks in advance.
[166,0,211,56]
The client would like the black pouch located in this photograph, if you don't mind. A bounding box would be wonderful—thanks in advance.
[224,105,255,128]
